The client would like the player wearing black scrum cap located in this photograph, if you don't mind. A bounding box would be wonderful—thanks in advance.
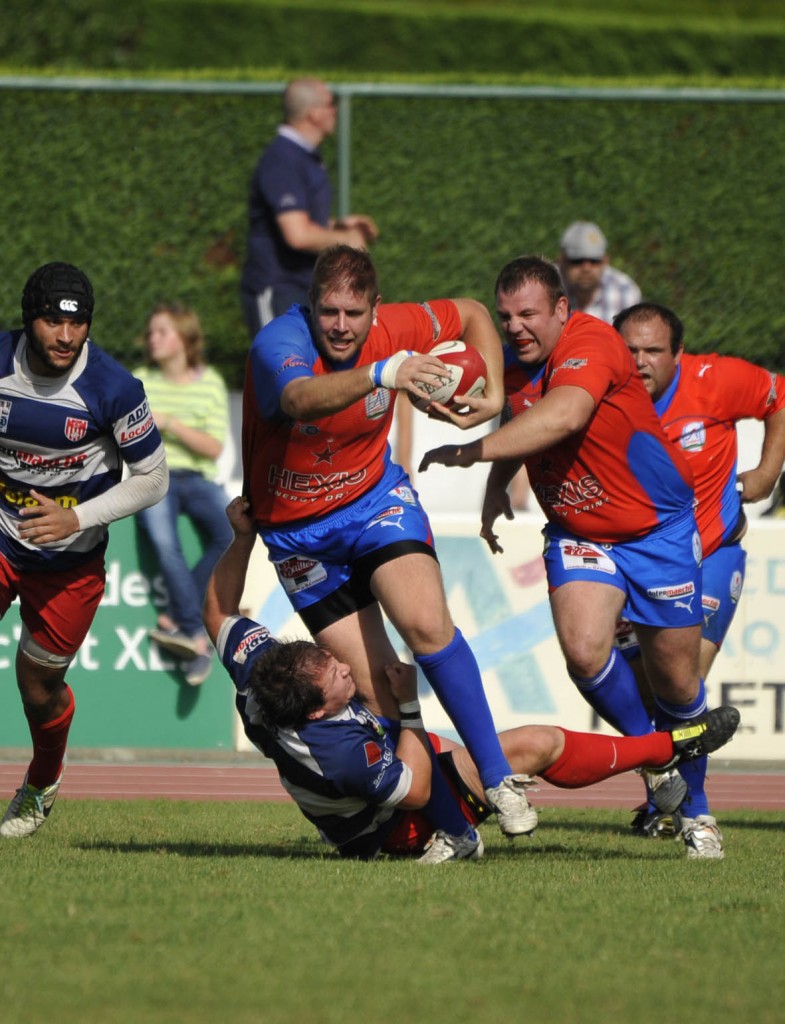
[0,262,169,838]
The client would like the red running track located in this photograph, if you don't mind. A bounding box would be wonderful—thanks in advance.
[0,762,783,810]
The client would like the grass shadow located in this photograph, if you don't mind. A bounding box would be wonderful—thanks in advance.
[74,839,329,859]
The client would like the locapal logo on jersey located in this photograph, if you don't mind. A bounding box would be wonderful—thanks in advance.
[232,626,272,665]
[119,401,155,445]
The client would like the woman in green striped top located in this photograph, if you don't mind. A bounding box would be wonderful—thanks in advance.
[135,303,233,686]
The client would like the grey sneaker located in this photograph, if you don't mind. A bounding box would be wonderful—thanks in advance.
[149,627,202,660]
[184,653,212,687]
[484,774,538,837]
[417,828,484,864]
[641,767,688,814]
[682,814,724,860]
[1,766,64,838]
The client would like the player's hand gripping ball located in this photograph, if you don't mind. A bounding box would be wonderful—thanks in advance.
[409,341,487,413]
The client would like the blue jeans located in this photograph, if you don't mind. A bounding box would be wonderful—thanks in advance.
[137,471,233,637]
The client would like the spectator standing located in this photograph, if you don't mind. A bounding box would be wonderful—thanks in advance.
[0,263,168,837]
[135,303,233,687]
[558,220,641,323]
[240,77,378,339]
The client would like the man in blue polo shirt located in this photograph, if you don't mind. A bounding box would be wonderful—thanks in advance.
[240,77,379,339]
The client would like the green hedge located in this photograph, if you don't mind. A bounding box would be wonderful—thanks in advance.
[4,0,785,80]
[1,2,784,383]
[1,85,784,386]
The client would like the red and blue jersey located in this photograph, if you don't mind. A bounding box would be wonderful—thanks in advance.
[500,345,546,424]
[527,313,694,542]
[242,300,462,526]
[654,352,785,556]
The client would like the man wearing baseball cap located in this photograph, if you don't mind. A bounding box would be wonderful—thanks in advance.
[0,262,168,838]
[558,220,641,323]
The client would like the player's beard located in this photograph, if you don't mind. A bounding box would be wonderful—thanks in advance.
[27,329,86,375]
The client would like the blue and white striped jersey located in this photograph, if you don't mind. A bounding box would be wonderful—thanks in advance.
[217,614,412,858]
[0,329,165,571]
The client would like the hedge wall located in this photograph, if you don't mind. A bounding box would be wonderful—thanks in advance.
[1,1,784,382]
[1,85,784,385]
[4,0,785,81]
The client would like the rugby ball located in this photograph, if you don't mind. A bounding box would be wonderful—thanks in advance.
[409,340,487,413]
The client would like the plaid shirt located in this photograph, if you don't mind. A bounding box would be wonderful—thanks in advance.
[570,265,642,324]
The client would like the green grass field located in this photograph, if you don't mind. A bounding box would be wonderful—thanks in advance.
[3,799,783,1024]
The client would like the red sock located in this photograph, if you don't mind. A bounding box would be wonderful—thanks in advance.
[26,685,75,789]
[540,728,673,789]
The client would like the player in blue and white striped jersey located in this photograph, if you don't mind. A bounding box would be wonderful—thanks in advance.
[0,263,168,838]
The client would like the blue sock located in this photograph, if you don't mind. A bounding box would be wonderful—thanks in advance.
[569,649,654,737]
[654,679,709,817]
[424,742,475,838]
[414,628,510,790]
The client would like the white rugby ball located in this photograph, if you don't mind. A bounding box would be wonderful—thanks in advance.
[409,340,487,413]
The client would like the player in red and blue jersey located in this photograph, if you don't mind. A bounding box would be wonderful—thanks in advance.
[242,245,539,843]
[202,496,741,862]
[0,263,168,838]
[614,301,785,677]
[421,256,728,859]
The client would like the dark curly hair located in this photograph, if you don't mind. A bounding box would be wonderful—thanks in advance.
[248,639,333,729]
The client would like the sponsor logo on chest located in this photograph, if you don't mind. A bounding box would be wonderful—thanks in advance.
[680,420,706,452]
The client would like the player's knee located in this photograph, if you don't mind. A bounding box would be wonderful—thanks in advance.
[562,639,610,680]
[399,614,455,656]
[18,625,74,671]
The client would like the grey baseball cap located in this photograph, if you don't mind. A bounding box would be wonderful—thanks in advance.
[560,221,607,260]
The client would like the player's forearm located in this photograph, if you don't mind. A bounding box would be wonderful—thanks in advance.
[74,459,169,531]
[756,409,785,490]
[391,692,432,809]
[476,386,594,463]
[202,532,255,641]
[281,366,376,420]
